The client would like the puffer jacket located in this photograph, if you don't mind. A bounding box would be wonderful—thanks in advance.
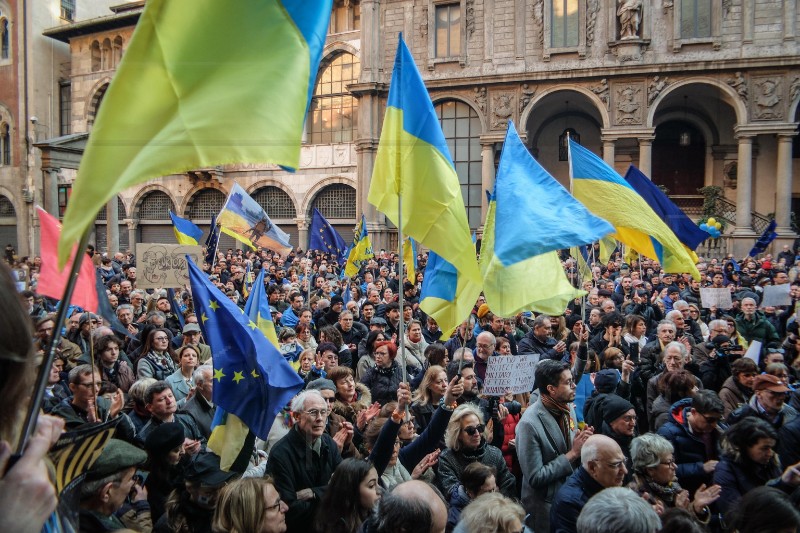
[438,438,517,499]
[656,398,724,494]
[517,331,562,361]
[735,311,780,345]
[446,485,471,533]
[361,361,405,406]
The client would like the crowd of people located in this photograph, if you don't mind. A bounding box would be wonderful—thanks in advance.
[2,240,800,533]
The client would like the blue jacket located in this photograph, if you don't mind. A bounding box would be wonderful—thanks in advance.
[549,466,604,533]
[656,398,723,494]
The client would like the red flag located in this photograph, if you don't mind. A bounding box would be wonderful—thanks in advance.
[37,207,98,312]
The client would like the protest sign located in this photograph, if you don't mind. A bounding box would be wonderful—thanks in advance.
[136,243,202,289]
[760,284,791,308]
[482,354,539,396]
[700,288,733,309]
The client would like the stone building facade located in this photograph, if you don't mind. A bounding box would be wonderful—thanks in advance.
[29,0,800,259]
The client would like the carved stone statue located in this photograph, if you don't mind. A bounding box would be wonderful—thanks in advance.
[727,72,747,101]
[754,79,782,120]
[492,94,514,129]
[618,0,642,40]
[647,76,669,106]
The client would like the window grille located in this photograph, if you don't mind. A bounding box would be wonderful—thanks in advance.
[96,197,127,221]
[0,196,14,217]
[253,186,297,218]
[311,184,356,219]
[188,188,226,219]
[138,191,174,220]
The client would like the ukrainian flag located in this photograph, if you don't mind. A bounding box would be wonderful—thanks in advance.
[481,196,585,317]
[169,211,204,245]
[403,236,418,282]
[368,36,480,288]
[218,183,292,255]
[420,247,483,340]
[58,0,332,266]
[243,267,280,349]
[344,215,374,278]
[569,140,701,279]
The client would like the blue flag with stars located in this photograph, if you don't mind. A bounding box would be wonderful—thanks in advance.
[309,207,349,264]
[187,258,303,440]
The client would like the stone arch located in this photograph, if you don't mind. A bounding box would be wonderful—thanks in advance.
[246,180,300,220]
[90,40,101,71]
[130,185,177,220]
[431,93,489,133]
[647,77,747,127]
[653,109,719,146]
[185,187,226,220]
[112,35,123,66]
[788,81,800,122]
[301,177,358,218]
[178,183,227,216]
[522,85,611,130]
[320,40,360,63]
[0,186,18,214]
[95,196,128,220]
[0,3,11,62]
[86,79,111,124]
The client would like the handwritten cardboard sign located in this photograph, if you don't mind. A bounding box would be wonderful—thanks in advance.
[136,244,202,289]
[700,288,733,310]
[482,354,540,396]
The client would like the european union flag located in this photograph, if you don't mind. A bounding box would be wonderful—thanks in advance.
[749,219,778,258]
[188,259,303,439]
[309,207,349,264]
[205,214,220,266]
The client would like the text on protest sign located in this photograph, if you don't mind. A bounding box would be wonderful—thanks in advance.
[136,244,202,289]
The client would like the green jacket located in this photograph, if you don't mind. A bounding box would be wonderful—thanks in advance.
[735,311,780,345]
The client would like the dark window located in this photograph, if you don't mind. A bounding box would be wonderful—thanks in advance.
[188,188,226,220]
[1,18,9,60]
[58,185,71,218]
[0,123,9,166]
[60,82,71,136]
[680,0,711,39]
[253,186,297,219]
[139,191,174,221]
[435,4,461,58]
[61,0,75,22]
[311,184,356,219]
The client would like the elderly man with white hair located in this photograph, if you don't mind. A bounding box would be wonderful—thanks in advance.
[576,487,661,533]
[550,434,629,533]
[735,296,780,347]
[266,389,345,532]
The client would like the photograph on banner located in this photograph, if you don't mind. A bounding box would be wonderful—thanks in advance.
[482,354,540,396]
[136,243,202,288]
[700,287,733,310]
[760,283,791,308]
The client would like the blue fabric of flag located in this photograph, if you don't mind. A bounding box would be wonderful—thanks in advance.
[309,207,349,264]
[494,122,614,266]
[169,210,204,245]
[188,259,302,439]
[624,165,709,250]
[204,214,220,266]
[749,219,778,257]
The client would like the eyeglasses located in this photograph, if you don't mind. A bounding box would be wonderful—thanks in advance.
[697,412,722,425]
[463,424,485,436]
[303,409,329,419]
[264,500,283,513]
[599,460,626,470]
[659,459,676,468]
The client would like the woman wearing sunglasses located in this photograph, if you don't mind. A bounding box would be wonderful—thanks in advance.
[438,404,517,499]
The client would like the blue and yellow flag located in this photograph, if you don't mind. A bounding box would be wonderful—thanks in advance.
[188,259,302,441]
[344,215,374,277]
[169,211,204,245]
[242,262,253,301]
[494,122,613,265]
[218,183,292,255]
[368,36,480,293]
[309,208,349,264]
[403,236,418,282]
[481,196,585,317]
[243,267,280,349]
[569,140,700,279]
[58,0,332,266]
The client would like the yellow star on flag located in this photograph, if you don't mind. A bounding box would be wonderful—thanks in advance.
[248,321,258,330]
[213,368,226,382]
[201,312,209,323]
[251,369,260,378]
[232,371,245,384]
[209,300,220,311]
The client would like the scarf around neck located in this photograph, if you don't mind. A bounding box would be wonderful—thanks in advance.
[541,394,573,445]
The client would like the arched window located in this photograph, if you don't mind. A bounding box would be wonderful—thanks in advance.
[101,38,112,70]
[95,197,127,220]
[311,184,356,219]
[90,41,101,72]
[1,17,9,60]
[435,101,482,230]
[138,191,174,221]
[0,195,14,217]
[88,84,108,125]
[0,123,9,166]
[253,186,296,219]
[187,188,226,220]
[113,36,123,66]
[307,53,360,144]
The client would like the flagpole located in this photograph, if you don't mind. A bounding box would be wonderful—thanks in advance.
[395,34,408,389]
[17,227,92,454]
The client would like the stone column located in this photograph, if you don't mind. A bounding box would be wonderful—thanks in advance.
[107,196,119,254]
[704,146,714,187]
[638,137,654,177]
[297,218,309,251]
[360,0,381,84]
[775,132,795,233]
[44,168,60,217]
[126,219,138,250]
[481,142,496,222]
[603,139,616,167]
[733,134,754,234]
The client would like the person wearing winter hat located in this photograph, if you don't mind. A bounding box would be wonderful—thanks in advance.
[590,394,637,483]
[144,422,187,523]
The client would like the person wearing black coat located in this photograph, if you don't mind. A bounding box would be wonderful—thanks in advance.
[360,341,410,406]
[517,315,567,361]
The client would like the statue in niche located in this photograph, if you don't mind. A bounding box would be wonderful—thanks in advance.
[647,76,669,106]
[617,0,642,40]
[754,79,782,120]
[590,79,610,109]
[616,85,642,125]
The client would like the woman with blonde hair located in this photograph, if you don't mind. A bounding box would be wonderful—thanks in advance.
[410,365,448,433]
[212,477,287,533]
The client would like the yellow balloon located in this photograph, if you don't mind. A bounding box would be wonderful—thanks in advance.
[707,217,717,226]
[714,222,722,230]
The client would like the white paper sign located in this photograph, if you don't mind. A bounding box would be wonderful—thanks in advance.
[760,284,791,308]
[744,340,762,365]
[136,244,202,289]
[482,354,540,395]
[700,288,733,309]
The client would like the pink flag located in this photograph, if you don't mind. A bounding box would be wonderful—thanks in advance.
[37,207,98,312]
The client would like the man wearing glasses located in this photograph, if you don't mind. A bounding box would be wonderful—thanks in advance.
[549,434,628,533]
[727,373,798,431]
[267,389,343,532]
[657,390,724,494]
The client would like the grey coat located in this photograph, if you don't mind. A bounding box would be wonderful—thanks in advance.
[515,397,579,533]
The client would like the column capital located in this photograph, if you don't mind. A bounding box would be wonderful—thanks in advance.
[734,132,756,141]
[777,131,798,140]
[637,136,656,144]
[125,218,138,230]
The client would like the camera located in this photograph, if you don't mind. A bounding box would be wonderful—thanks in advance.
[705,342,729,356]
